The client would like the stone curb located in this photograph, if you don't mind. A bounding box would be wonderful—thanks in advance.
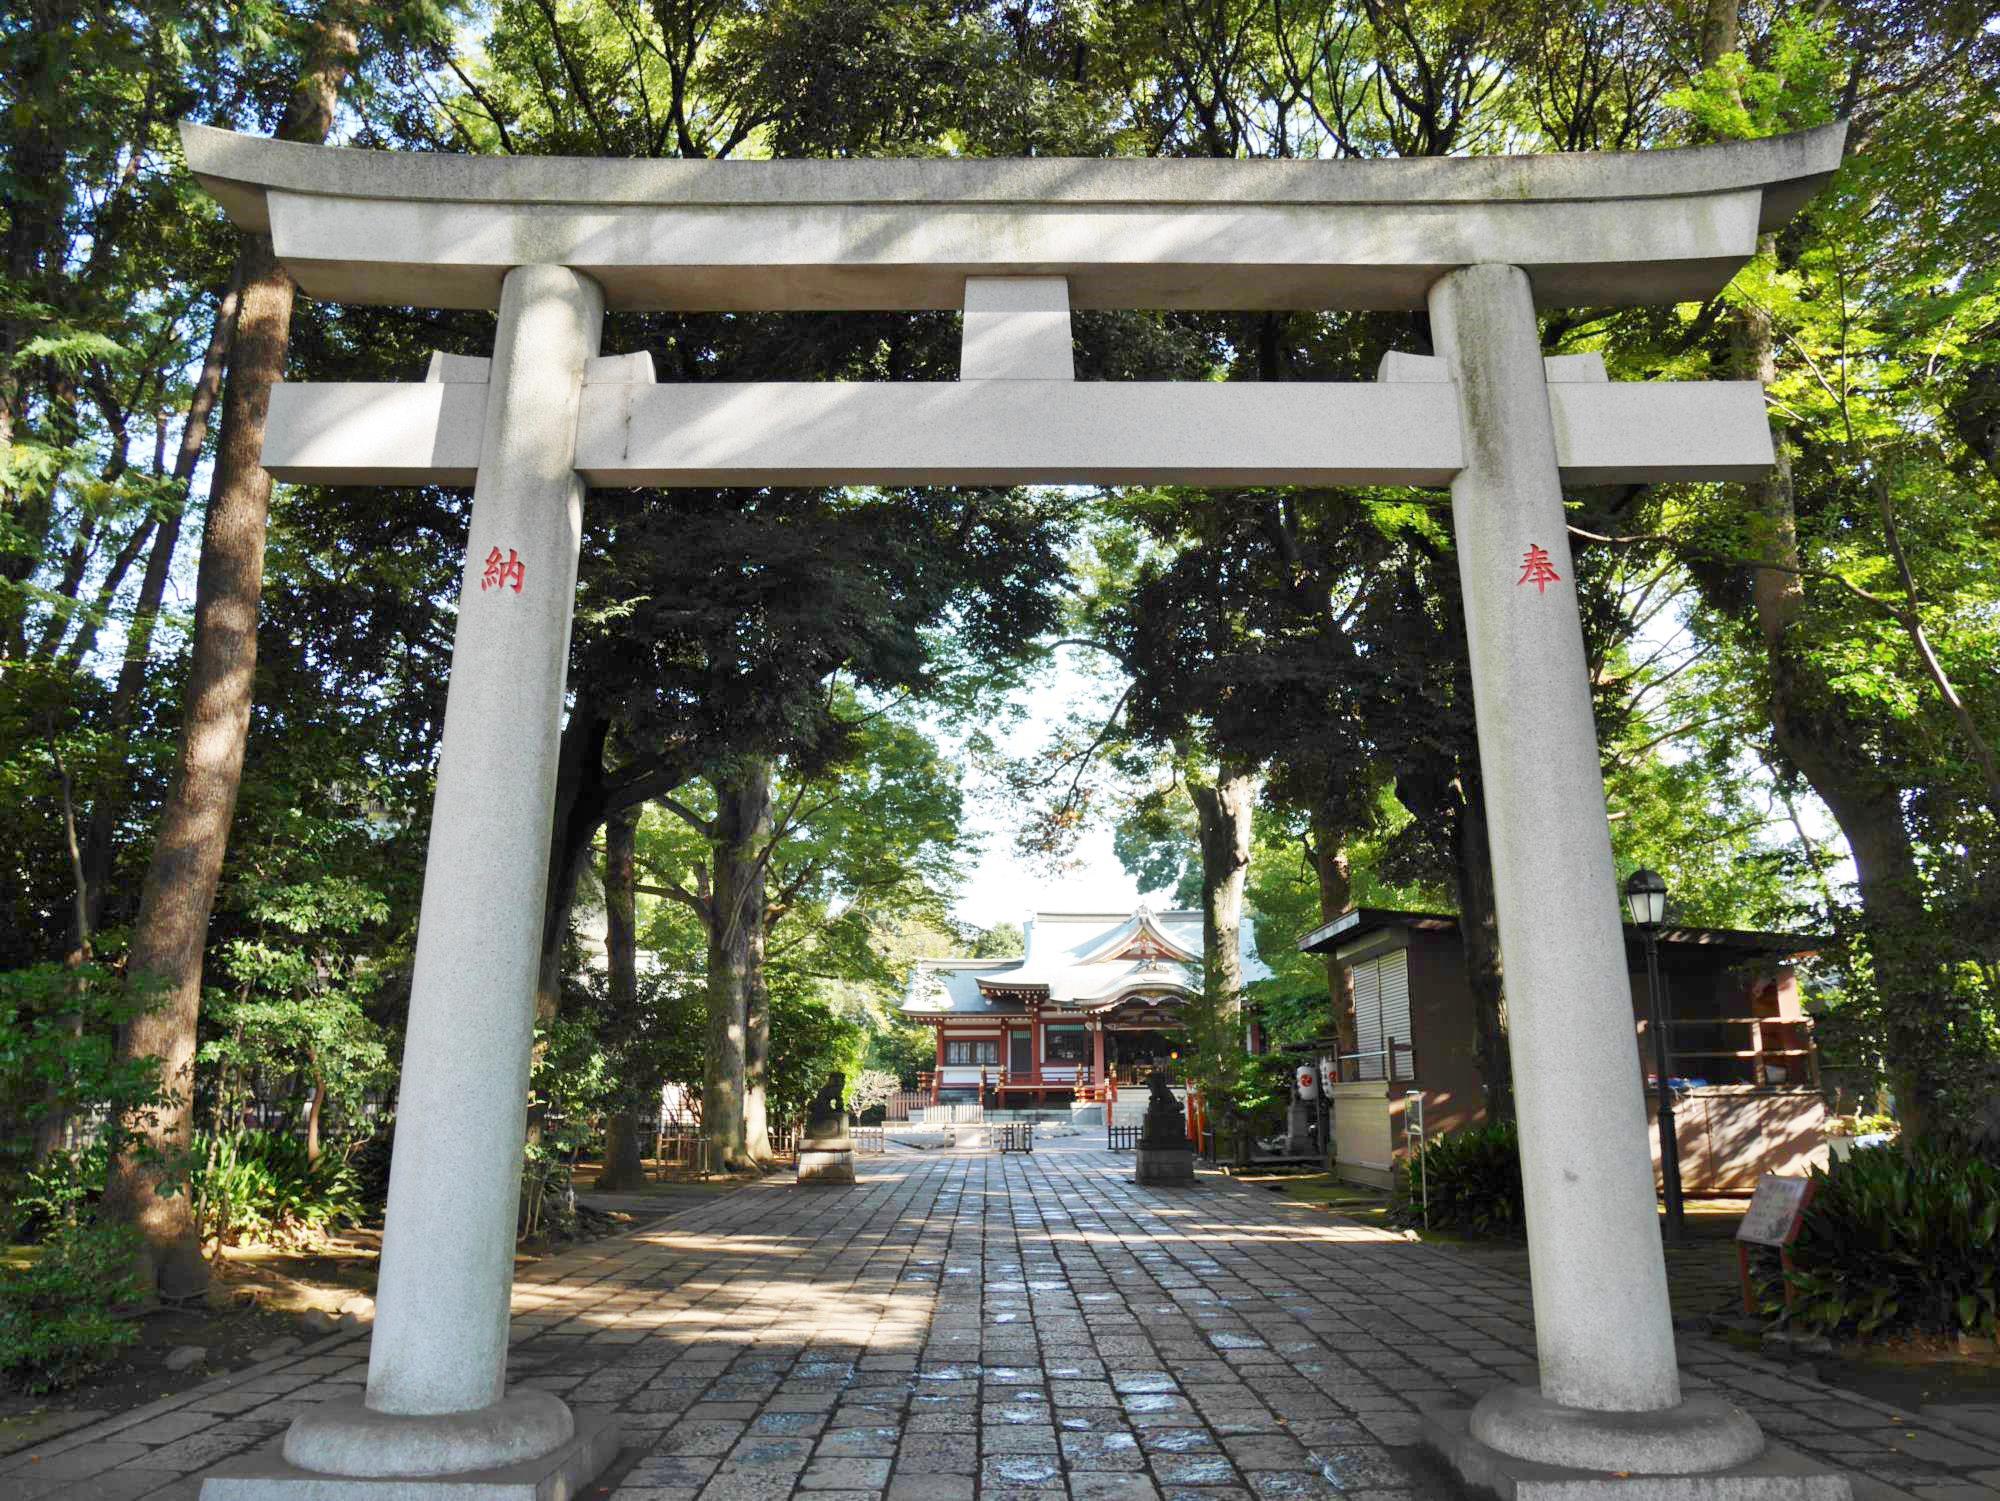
[0,1328,371,1466]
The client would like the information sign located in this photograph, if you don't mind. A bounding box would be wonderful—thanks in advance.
[1734,1173,1816,1315]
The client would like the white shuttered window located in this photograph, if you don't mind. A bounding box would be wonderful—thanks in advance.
[1347,948,1411,1081]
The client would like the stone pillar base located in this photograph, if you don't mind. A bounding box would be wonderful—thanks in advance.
[200,1411,619,1500]
[798,1148,855,1183]
[1422,1398,1851,1500]
[1134,1147,1195,1184]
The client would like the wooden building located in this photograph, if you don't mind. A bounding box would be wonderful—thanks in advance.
[1297,908,1829,1192]
[905,908,1269,1106]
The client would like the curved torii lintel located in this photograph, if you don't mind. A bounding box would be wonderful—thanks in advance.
[179,121,1846,314]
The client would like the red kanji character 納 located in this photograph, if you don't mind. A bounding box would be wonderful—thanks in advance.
[1517,544,1560,594]
[480,546,525,594]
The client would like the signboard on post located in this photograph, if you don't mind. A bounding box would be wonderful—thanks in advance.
[1735,1173,1815,1315]
[1404,1090,1427,1228]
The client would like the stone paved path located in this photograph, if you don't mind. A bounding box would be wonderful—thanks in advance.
[6,1143,2000,1500]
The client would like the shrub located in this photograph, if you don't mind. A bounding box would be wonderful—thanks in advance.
[0,1217,145,1393]
[187,1129,363,1249]
[1391,1121,1526,1236]
[1784,1140,1999,1339]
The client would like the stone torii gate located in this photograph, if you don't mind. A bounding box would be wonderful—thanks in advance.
[183,122,1850,1500]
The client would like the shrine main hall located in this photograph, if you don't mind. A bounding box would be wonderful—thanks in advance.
[904,908,1269,1108]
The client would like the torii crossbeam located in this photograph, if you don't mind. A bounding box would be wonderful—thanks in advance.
[182,121,1851,1501]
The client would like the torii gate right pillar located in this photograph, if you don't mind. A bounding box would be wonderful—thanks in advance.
[1426,263,1767,1480]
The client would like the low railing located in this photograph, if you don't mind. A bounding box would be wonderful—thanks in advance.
[1107,1124,1141,1151]
[654,1129,705,1168]
[1334,1038,1416,1084]
[996,1122,1034,1154]
[925,1102,985,1124]
[854,1125,886,1154]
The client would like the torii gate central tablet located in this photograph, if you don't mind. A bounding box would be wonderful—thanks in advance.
[182,121,1851,1501]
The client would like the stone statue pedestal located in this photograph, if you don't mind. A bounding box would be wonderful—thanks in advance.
[797,1072,856,1184]
[1132,1068,1195,1187]
[1134,1146,1195,1184]
[797,1147,855,1184]
[1285,1096,1316,1156]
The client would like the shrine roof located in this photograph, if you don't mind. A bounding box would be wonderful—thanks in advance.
[1296,907,1824,961]
[177,122,1845,313]
[902,908,1273,1018]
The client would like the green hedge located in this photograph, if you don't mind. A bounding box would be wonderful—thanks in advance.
[1784,1140,1999,1339]
[1391,1121,1525,1236]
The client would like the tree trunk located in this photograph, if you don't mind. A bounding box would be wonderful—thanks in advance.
[595,804,652,1190]
[1454,767,1511,1120]
[1309,803,1357,1056]
[704,762,772,1170]
[101,10,359,1295]
[536,710,613,1023]
[743,947,773,1163]
[1189,760,1257,1013]
[304,1072,324,1164]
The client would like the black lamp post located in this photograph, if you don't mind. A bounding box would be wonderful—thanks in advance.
[1624,867,1684,1243]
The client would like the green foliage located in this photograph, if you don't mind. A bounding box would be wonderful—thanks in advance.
[1783,1142,2000,1339]
[185,1130,363,1250]
[0,963,164,1205]
[767,979,867,1123]
[1175,984,1288,1153]
[1662,21,1841,142]
[524,1015,620,1240]
[863,1023,933,1089]
[0,1216,145,1394]
[202,872,396,1146]
[1391,1123,1526,1238]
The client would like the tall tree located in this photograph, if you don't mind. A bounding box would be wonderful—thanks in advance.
[103,3,375,1293]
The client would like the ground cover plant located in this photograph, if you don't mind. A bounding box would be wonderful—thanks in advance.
[184,1129,364,1253]
[1391,1122,1526,1237]
[1784,1140,2000,1340]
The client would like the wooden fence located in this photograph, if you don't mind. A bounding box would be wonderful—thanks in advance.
[925,1102,985,1125]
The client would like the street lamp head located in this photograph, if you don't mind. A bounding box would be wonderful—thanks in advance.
[1624,867,1668,930]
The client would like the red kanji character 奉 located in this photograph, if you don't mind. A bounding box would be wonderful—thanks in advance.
[480,546,525,594]
[1517,543,1560,594]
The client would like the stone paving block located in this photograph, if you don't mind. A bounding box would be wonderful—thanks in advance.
[800,1456,893,1489]
[1240,1472,1343,1499]
[1059,1430,1144,1470]
[45,1468,179,1500]
[105,1411,219,1447]
[1152,1454,1241,1485]
[983,1426,1061,1455]
[1068,1475,1160,1500]
[660,1421,749,1457]
[887,1476,974,1501]
[628,1455,722,1487]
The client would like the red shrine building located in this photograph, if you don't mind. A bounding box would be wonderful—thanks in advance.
[904,907,1271,1107]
